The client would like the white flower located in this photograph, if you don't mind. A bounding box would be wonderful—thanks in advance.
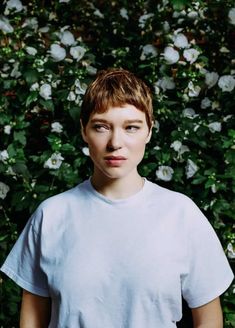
[227,243,235,259]
[182,108,197,119]
[44,152,64,169]
[228,8,235,25]
[0,182,10,199]
[188,10,198,19]
[59,0,70,2]
[25,46,37,56]
[86,65,97,76]
[22,17,38,31]
[162,21,170,33]
[173,33,189,49]
[218,75,235,92]
[179,145,189,155]
[201,97,211,109]
[49,44,66,62]
[0,16,13,33]
[51,122,63,133]
[94,9,104,18]
[188,81,201,97]
[138,13,154,28]
[186,159,198,178]
[70,46,86,61]
[67,91,76,101]
[82,147,90,156]
[30,82,39,91]
[208,122,222,133]
[120,8,129,20]
[156,76,175,91]
[39,26,49,33]
[39,83,52,100]
[163,46,180,64]
[75,79,87,95]
[220,46,230,53]
[10,61,21,78]
[0,150,9,162]
[211,184,217,193]
[60,30,75,46]
[156,165,174,181]
[205,71,219,88]
[140,44,157,60]
[5,0,23,13]
[170,141,189,156]
[154,84,160,95]
[183,48,200,64]
[170,140,182,152]
[4,125,11,134]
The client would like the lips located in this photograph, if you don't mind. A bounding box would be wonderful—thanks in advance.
[104,156,126,160]
[104,156,127,166]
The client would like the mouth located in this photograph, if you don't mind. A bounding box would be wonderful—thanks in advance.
[104,156,127,160]
[104,156,127,166]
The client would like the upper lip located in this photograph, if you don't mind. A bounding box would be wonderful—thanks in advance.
[104,156,126,160]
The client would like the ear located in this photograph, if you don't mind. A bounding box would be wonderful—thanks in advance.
[80,119,88,143]
[146,123,153,144]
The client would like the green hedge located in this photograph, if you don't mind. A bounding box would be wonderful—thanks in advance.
[0,0,234,326]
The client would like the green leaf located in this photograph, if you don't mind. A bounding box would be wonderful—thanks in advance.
[12,162,30,178]
[39,99,54,111]
[169,0,189,10]
[23,69,39,84]
[25,91,38,107]
[60,143,76,153]
[13,131,26,146]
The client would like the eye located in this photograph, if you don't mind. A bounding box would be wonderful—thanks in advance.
[125,125,140,132]
[93,124,109,132]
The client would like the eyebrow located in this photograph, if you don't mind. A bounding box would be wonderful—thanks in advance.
[90,119,144,124]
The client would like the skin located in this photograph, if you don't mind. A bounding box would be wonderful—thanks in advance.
[20,104,224,327]
[81,104,152,199]
[20,290,51,328]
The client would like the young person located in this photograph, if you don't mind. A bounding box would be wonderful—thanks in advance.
[1,68,234,327]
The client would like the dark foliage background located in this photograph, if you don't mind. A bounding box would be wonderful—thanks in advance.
[0,0,234,326]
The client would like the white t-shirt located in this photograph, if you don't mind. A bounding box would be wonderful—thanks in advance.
[1,179,234,327]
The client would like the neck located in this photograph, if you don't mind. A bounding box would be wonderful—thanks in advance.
[91,172,144,200]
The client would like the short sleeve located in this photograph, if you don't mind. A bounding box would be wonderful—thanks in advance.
[181,199,234,308]
[0,207,50,297]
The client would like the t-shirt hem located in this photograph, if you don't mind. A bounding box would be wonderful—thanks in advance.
[187,273,234,308]
[0,264,50,297]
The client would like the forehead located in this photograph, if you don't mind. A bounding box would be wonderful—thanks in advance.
[89,104,147,122]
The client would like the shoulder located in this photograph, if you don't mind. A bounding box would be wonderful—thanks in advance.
[145,180,207,226]
[146,179,196,208]
[39,179,89,210]
[29,180,90,231]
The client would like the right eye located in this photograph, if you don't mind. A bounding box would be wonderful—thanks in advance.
[93,124,109,132]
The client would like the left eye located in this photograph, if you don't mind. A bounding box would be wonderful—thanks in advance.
[126,126,140,132]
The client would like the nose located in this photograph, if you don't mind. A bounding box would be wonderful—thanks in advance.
[107,129,123,151]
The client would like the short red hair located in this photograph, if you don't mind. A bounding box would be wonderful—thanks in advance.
[80,68,154,129]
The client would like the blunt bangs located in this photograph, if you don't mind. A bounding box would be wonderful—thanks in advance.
[80,68,154,129]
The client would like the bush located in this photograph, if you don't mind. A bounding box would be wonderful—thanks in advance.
[0,0,234,326]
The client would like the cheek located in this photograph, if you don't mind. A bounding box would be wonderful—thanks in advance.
[128,139,147,153]
[86,138,106,155]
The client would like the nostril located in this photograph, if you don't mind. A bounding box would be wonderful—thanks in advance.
[107,145,121,151]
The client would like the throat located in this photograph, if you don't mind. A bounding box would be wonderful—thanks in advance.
[90,175,145,200]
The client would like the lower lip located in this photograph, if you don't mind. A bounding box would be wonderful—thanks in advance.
[105,159,126,167]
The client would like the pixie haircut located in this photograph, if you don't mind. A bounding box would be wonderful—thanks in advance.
[80,68,154,129]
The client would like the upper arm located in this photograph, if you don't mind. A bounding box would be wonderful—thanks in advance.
[20,289,51,328]
[191,297,223,328]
